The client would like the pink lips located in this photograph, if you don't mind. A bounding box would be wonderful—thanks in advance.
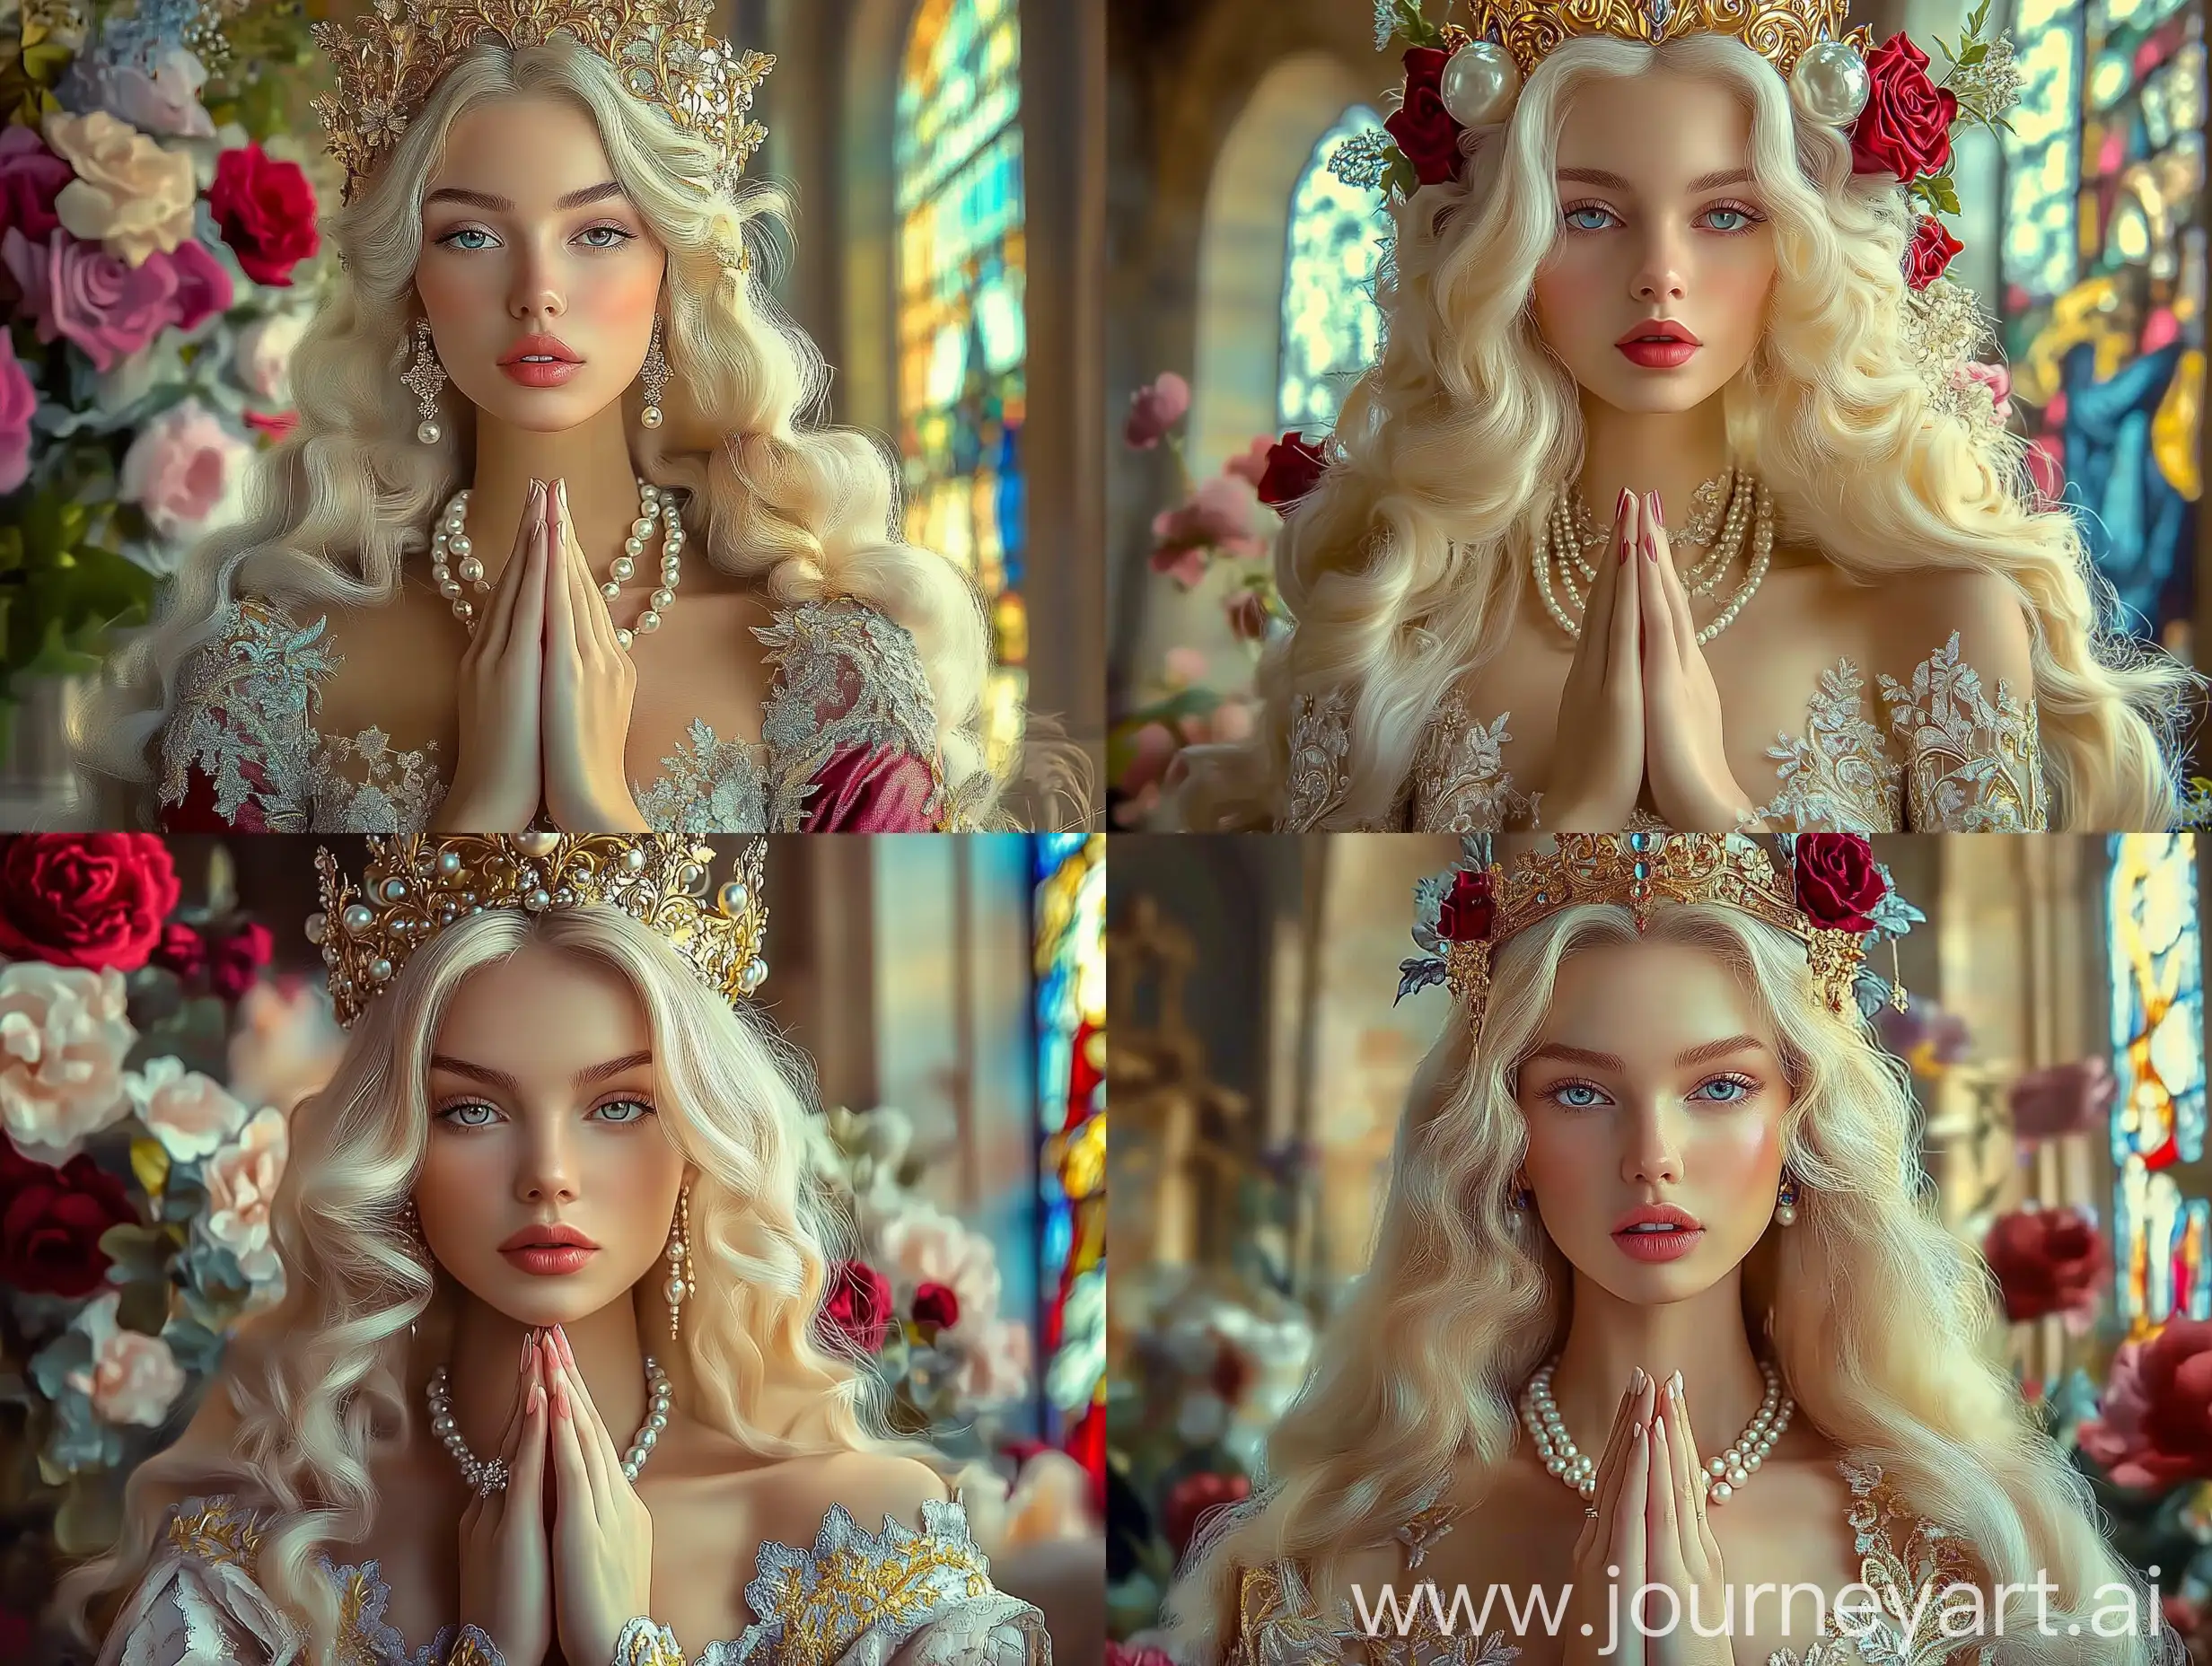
[503,1244,597,1276]
[1617,338,1700,369]
[1612,1203,1705,1263]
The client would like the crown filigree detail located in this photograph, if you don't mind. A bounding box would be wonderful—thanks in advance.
[312,0,774,206]
[309,834,769,1029]
[1461,0,1860,80]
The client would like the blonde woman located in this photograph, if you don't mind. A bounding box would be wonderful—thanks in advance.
[1180,1,2195,834]
[1164,833,2181,1665]
[76,0,1009,834]
[56,835,1049,1665]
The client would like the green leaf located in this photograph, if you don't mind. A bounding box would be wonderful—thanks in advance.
[1954,39,1988,67]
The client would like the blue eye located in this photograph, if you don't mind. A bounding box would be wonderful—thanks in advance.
[1563,205,1615,232]
[1691,1075,1758,1104]
[592,1098,655,1125]
[436,227,496,251]
[1548,1081,1610,1109]
[436,1100,499,1127]
[578,224,636,249]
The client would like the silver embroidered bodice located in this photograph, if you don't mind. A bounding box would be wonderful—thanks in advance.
[154,594,970,833]
[1277,634,2047,833]
[1224,1456,1998,1666]
[104,1492,1048,1666]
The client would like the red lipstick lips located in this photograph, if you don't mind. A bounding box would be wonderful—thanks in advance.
[1612,1202,1705,1263]
[499,332,583,388]
[499,1221,599,1276]
[1615,318,1702,370]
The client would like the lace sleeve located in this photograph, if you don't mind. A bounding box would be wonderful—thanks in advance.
[98,1495,289,1666]
[757,599,970,832]
[1279,690,1354,831]
[155,600,336,833]
[1878,632,2048,830]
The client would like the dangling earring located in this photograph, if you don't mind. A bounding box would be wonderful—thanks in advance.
[404,320,447,444]
[1509,1170,1533,1212]
[663,1183,693,1341]
[637,315,669,430]
[400,1197,429,1264]
[1775,1174,1799,1227]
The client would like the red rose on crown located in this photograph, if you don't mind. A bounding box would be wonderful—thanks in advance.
[1437,868,1497,943]
[1848,33,1958,184]
[1255,432,1330,512]
[1794,835,1885,933]
[1905,214,1964,290]
[1384,46,1468,188]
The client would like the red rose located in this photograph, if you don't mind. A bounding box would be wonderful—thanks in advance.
[0,1144,137,1298]
[1904,214,1963,290]
[1164,1470,1251,1556]
[1437,868,1496,943]
[821,1258,894,1354]
[911,1280,961,1330]
[1982,1206,2110,1323]
[1255,432,1329,513]
[209,921,275,1002]
[2078,1319,2212,1488]
[1848,34,1959,184]
[152,920,206,979]
[206,143,321,287]
[0,834,180,971]
[1792,834,1884,933]
[1383,47,1467,188]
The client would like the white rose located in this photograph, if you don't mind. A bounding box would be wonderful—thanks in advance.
[873,1199,1003,1334]
[233,312,306,403]
[66,1291,187,1427]
[0,962,136,1165]
[128,1055,249,1162]
[200,1104,286,1283]
[954,1314,1032,1407]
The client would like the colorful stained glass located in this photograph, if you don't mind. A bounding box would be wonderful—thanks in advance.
[2108,834,2209,1331]
[1034,832,1105,1486]
[897,0,1027,756]
[1279,105,1390,431]
[1999,0,2204,657]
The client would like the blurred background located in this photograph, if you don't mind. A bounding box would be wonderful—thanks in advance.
[0,831,1104,1662]
[0,0,1105,825]
[1105,832,2212,1656]
[1102,0,2208,824]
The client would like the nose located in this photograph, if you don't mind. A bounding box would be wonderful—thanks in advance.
[515,1117,579,1206]
[1622,1099,1683,1188]
[1631,223,1688,306]
[507,241,566,324]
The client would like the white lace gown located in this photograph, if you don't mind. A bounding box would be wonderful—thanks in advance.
[102,1492,1049,1666]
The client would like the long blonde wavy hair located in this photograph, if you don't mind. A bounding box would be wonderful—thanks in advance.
[1163,900,2171,1664]
[1181,33,2190,831]
[57,903,946,1663]
[76,36,1002,821]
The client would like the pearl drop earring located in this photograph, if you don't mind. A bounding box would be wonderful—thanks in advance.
[1775,1177,1799,1227]
[664,1183,693,1340]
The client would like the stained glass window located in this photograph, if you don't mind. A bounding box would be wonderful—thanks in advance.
[1034,833,1105,1494]
[2108,834,2209,1332]
[1998,0,2204,658]
[1278,106,1390,432]
[897,0,1027,756]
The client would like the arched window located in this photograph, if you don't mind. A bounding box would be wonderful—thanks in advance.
[1278,104,1390,432]
[896,0,1027,744]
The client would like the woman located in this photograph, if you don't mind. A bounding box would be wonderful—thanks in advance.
[75,0,1008,834]
[1163,832,2179,1664]
[1180,3,2195,833]
[57,834,1049,1663]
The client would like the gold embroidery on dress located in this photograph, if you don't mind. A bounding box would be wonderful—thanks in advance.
[444,1627,503,1666]
[1281,688,1355,830]
[1877,632,2045,831]
[742,1500,996,1666]
[611,1616,687,1666]
[165,1496,266,1569]
[1409,694,1536,834]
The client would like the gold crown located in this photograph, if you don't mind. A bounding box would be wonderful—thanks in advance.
[312,0,775,206]
[1430,833,1873,1022]
[309,834,769,1029]
[1458,0,1865,80]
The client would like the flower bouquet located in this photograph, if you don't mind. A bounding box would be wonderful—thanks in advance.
[0,833,339,1585]
[0,0,330,757]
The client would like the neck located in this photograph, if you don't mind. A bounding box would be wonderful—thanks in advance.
[1571,386,1734,529]
[454,403,655,592]
[1540,1263,1770,1469]
[438,1293,654,1475]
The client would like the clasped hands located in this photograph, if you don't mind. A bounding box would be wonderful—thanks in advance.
[442,478,647,835]
[1544,490,1758,834]
[1561,1369,1734,1666]
[456,1327,658,1666]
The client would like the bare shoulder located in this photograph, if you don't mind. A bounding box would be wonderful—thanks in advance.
[682,1448,954,1548]
[1868,566,2034,689]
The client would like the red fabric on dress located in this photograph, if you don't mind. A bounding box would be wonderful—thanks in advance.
[799,745,940,831]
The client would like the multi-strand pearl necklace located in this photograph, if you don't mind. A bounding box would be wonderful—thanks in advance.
[1518,1357,1794,1505]
[426,1355,673,1495]
[1532,465,1775,647]
[429,476,685,652]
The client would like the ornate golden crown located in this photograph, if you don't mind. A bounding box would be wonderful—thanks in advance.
[1404,833,1900,1028]
[1459,0,1865,81]
[309,834,769,1029]
[312,0,775,206]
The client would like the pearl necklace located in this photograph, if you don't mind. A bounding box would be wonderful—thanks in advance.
[426,1355,672,1495]
[1532,467,1774,647]
[430,476,685,652]
[1519,1358,1793,1505]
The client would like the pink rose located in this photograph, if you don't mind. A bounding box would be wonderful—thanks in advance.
[1959,360,2014,425]
[954,1314,1032,1405]
[1223,435,1274,487]
[0,962,136,1167]
[1150,475,1262,575]
[0,230,231,373]
[1124,372,1190,450]
[0,330,31,495]
[1207,697,1254,743]
[0,127,72,244]
[201,1104,287,1284]
[2010,1057,2115,1142]
[118,399,254,542]
[1225,589,1269,643]
[66,1291,186,1426]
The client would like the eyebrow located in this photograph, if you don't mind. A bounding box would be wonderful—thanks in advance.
[423,180,629,213]
[1554,166,1757,194]
[1523,1035,1765,1072]
[428,1050,654,1093]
